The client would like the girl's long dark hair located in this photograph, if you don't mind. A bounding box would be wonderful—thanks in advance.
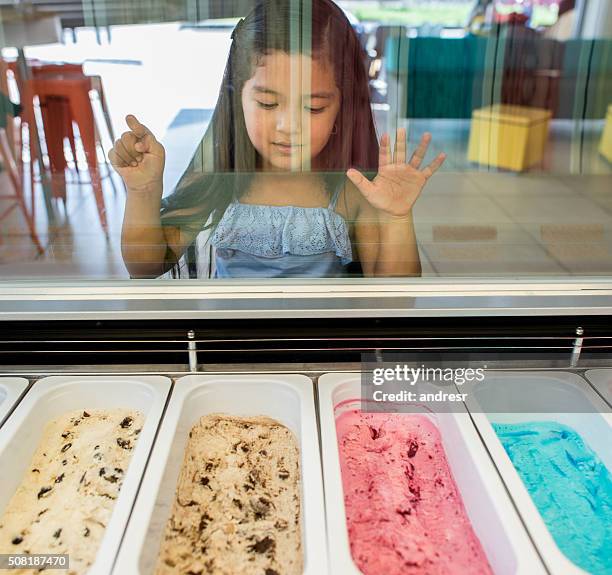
[160,0,378,252]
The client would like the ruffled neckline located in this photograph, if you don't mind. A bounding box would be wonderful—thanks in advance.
[211,201,353,265]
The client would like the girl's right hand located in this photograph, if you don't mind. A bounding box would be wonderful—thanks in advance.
[109,115,165,192]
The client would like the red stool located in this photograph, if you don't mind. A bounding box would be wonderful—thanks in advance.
[31,64,84,174]
[5,61,74,176]
[9,61,117,233]
[28,63,117,179]
[27,75,108,231]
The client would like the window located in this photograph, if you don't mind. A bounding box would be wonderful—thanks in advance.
[0,0,610,280]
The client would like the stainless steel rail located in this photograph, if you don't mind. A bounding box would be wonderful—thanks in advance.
[1,279,612,319]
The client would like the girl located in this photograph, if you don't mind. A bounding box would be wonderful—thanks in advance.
[112,0,445,279]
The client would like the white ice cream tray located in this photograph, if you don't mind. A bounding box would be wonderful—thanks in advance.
[114,373,328,575]
[584,368,612,406]
[318,372,545,575]
[0,375,171,575]
[0,377,29,428]
[463,370,612,575]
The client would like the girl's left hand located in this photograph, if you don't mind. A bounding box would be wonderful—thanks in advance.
[346,128,445,219]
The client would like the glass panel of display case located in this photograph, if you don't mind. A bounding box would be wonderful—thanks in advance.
[0,0,610,281]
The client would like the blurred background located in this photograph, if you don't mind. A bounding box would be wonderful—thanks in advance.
[0,0,610,279]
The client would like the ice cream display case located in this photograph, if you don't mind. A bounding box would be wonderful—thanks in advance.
[0,279,611,575]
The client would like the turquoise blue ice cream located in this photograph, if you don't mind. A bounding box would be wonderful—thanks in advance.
[493,421,612,575]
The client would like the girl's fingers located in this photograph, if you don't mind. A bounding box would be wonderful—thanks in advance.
[139,133,159,154]
[132,134,158,156]
[125,114,152,139]
[347,168,376,200]
[112,139,135,166]
[394,127,407,164]
[409,132,432,169]
[118,139,139,166]
[125,115,158,155]
[421,152,446,179]
[108,148,128,169]
[379,133,391,167]
[120,131,142,162]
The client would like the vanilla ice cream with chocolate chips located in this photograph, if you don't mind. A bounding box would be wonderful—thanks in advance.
[0,408,143,574]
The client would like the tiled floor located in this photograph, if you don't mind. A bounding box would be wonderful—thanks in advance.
[1,24,611,280]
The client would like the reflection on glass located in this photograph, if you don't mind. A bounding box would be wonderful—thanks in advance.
[0,0,610,280]
[116,0,444,279]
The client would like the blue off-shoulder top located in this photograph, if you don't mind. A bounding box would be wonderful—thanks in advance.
[210,184,352,278]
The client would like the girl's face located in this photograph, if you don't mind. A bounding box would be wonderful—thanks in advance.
[241,50,341,171]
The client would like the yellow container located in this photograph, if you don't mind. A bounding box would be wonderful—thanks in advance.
[468,104,552,171]
[599,104,612,163]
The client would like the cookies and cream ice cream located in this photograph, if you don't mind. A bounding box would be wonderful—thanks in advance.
[155,413,302,575]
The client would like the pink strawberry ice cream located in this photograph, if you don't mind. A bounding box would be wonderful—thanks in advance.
[336,408,493,575]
